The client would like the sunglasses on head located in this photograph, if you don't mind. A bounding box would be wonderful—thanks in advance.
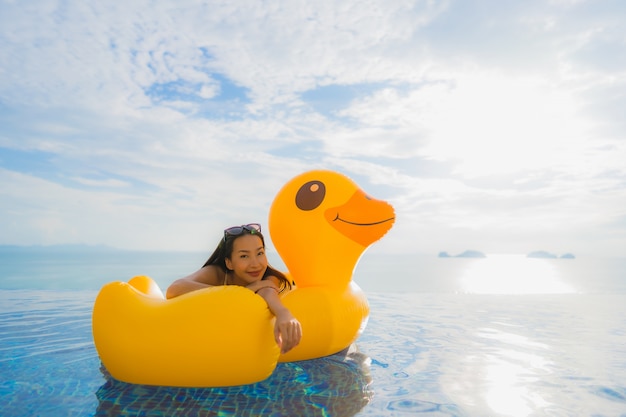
[223,223,262,241]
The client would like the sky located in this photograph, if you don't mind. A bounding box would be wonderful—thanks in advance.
[0,0,625,257]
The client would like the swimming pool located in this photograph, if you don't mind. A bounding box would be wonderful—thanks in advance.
[2,289,625,416]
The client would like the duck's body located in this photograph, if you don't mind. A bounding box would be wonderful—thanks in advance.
[92,276,279,387]
[92,170,394,386]
[277,283,369,361]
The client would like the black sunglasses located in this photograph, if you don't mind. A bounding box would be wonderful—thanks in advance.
[223,223,262,241]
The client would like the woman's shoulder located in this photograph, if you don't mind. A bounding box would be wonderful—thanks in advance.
[264,274,280,284]
[188,265,224,285]
[264,271,292,291]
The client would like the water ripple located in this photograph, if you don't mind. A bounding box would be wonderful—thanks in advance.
[0,291,97,363]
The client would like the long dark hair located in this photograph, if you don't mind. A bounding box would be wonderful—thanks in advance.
[202,229,291,292]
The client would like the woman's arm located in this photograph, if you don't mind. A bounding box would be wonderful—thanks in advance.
[252,283,302,354]
[166,266,222,299]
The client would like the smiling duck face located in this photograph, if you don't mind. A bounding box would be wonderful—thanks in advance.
[269,170,395,288]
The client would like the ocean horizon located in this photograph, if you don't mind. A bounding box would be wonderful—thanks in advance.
[1,247,625,416]
[1,245,624,295]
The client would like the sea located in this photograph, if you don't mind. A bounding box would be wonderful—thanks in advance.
[1,248,625,417]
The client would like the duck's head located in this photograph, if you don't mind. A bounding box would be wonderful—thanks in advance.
[269,170,395,288]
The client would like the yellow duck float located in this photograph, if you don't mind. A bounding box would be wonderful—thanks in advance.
[92,170,395,387]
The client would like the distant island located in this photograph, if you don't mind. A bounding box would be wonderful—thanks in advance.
[438,250,486,258]
[527,250,575,259]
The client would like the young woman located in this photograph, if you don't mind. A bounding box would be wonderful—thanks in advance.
[166,223,302,354]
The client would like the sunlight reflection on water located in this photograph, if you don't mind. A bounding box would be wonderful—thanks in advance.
[460,254,576,294]
[476,328,552,417]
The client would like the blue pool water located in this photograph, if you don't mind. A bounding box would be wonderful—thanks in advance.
[1,251,626,416]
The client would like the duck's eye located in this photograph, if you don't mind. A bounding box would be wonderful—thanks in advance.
[295,180,326,211]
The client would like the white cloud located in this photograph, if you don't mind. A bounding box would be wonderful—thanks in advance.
[0,0,625,257]
[67,177,131,188]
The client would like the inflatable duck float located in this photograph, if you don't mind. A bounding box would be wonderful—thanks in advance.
[92,170,395,387]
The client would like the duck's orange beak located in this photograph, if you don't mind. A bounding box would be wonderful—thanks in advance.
[324,189,395,247]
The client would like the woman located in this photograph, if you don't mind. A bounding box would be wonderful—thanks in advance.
[166,223,302,354]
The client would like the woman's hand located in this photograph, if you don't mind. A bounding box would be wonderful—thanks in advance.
[273,310,302,354]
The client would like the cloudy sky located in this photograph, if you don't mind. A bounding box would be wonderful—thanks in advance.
[1,0,625,257]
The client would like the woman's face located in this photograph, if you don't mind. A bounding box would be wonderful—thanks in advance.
[225,234,268,286]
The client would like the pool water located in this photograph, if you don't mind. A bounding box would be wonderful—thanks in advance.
[1,290,625,416]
